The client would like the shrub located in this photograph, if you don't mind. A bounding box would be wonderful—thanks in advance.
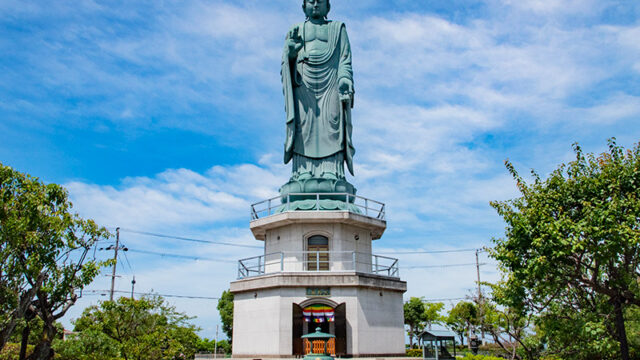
[462,354,505,360]
[0,343,33,360]
[406,348,423,357]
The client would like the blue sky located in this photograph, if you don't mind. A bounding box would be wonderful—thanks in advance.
[1,0,639,338]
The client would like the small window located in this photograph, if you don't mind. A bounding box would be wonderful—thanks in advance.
[307,235,329,271]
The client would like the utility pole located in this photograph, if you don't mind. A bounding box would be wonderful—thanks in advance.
[110,227,120,301]
[131,276,136,299]
[214,324,219,359]
[475,249,484,344]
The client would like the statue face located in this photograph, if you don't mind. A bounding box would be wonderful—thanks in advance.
[303,0,329,20]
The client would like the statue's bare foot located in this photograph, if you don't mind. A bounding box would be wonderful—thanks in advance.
[297,172,312,181]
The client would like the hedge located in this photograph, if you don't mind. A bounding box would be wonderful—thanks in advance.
[406,348,423,357]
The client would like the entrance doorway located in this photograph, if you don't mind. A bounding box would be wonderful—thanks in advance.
[293,302,346,356]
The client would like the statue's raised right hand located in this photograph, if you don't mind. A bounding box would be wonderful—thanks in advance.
[286,27,303,59]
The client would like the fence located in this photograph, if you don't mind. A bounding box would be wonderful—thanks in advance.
[250,193,386,220]
[237,251,399,279]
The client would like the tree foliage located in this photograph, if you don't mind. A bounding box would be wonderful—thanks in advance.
[0,164,110,359]
[53,329,120,360]
[403,298,445,348]
[475,289,542,360]
[57,296,200,360]
[490,140,640,360]
[445,301,477,347]
[404,297,426,348]
[196,338,231,355]
[423,302,445,331]
[217,290,233,343]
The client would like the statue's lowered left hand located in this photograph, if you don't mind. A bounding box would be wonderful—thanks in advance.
[339,77,353,99]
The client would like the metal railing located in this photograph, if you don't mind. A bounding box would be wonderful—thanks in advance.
[237,251,399,279]
[250,193,385,221]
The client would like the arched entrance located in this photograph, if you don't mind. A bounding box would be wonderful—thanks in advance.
[293,299,346,356]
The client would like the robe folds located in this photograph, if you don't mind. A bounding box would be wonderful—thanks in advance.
[282,21,355,177]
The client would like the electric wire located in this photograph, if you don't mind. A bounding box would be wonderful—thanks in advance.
[127,249,494,269]
[403,262,488,269]
[83,289,219,300]
[117,228,262,249]
[125,247,496,268]
[127,248,236,263]
[97,226,501,304]
[380,248,485,255]
[422,297,467,302]
[118,241,134,272]
[122,250,134,273]
[117,253,130,276]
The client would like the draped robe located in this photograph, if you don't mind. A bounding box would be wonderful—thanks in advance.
[282,21,355,178]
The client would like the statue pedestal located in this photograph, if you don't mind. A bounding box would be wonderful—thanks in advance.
[279,178,358,212]
[280,178,356,198]
[231,211,406,358]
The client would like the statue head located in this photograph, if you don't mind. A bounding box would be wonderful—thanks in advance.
[302,0,330,20]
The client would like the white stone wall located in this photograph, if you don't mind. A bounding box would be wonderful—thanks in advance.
[232,289,286,356]
[233,212,403,357]
[232,284,405,357]
[263,221,373,273]
[355,288,406,355]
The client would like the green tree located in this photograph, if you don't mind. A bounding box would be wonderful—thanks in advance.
[217,290,233,344]
[8,318,63,359]
[53,329,120,360]
[67,296,199,360]
[490,140,640,360]
[403,297,426,348]
[626,306,640,359]
[215,339,231,355]
[446,301,477,347]
[196,338,231,356]
[476,291,541,360]
[0,164,109,359]
[423,302,445,331]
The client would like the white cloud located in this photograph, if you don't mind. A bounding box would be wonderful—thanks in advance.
[66,163,288,231]
[579,94,640,124]
[9,0,640,339]
[497,0,604,16]
[347,7,635,129]
[613,24,640,74]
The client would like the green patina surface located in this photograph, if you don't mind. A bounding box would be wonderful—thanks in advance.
[277,199,361,214]
[279,0,357,211]
[302,327,335,360]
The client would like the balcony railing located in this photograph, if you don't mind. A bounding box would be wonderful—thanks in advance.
[237,251,399,279]
[250,193,386,221]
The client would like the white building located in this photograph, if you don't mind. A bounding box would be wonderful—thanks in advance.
[231,197,406,357]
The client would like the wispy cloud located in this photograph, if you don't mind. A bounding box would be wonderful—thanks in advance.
[66,163,288,231]
[3,0,640,338]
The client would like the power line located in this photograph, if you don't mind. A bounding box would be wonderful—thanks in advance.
[404,297,471,303]
[118,228,262,249]
[423,297,468,302]
[117,253,131,276]
[84,289,219,300]
[117,228,490,255]
[380,248,484,255]
[128,248,236,263]
[403,262,489,269]
[122,249,134,273]
[128,248,496,268]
